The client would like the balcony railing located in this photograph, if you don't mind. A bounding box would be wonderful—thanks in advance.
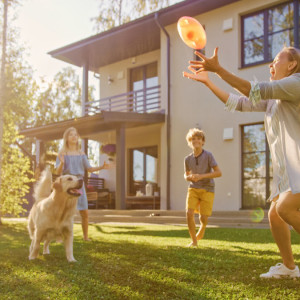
[84,85,161,115]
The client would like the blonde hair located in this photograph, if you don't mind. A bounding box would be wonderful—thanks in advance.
[61,127,81,152]
[186,128,205,147]
[282,46,300,75]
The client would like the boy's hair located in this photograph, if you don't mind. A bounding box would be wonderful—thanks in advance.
[186,128,205,146]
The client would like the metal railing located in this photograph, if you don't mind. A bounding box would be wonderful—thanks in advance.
[84,85,161,115]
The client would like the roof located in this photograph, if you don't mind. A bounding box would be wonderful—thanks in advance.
[20,111,165,141]
[48,0,240,72]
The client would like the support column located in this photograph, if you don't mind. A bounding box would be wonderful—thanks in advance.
[115,126,126,209]
[35,139,41,167]
[35,139,45,166]
[35,139,44,179]
[82,138,88,184]
[81,62,89,117]
[81,138,88,153]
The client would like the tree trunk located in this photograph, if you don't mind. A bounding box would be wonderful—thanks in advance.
[0,0,8,225]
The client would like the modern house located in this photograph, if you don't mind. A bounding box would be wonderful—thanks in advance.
[21,0,298,211]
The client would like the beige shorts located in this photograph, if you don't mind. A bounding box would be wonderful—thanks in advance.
[186,188,214,216]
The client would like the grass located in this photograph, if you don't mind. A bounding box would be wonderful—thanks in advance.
[0,219,300,300]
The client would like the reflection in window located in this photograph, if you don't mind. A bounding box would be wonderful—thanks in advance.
[242,124,272,208]
[88,140,100,166]
[133,150,144,181]
[129,146,158,195]
[130,63,158,113]
[242,1,298,67]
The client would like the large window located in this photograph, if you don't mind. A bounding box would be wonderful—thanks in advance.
[241,124,272,208]
[129,62,158,112]
[129,146,158,195]
[241,0,300,67]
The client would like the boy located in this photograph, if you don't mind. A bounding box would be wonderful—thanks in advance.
[184,128,222,247]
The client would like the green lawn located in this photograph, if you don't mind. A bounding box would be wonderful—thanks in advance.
[1,219,299,300]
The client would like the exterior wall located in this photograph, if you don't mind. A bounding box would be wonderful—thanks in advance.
[90,0,282,211]
[93,50,162,202]
[160,0,280,211]
[98,50,161,98]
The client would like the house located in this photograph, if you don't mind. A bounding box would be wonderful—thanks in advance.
[20,0,298,211]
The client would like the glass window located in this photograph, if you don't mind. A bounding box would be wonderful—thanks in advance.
[130,63,158,113]
[243,13,264,65]
[133,150,144,181]
[129,146,158,195]
[242,1,299,67]
[242,124,272,208]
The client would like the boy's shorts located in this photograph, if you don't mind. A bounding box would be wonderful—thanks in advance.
[186,188,214,216]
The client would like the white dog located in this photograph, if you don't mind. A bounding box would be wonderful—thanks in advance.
[28,168,83,262]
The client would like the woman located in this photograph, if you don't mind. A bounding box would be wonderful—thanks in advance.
[183,46,300,279]
[56,127,109,241]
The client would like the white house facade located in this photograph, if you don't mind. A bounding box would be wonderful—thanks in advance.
[21,0,298,211]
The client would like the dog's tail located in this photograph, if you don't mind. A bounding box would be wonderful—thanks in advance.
[33,166,53,202]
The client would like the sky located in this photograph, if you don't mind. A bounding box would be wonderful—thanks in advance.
[17,0,100,83]
[16,0,183,87]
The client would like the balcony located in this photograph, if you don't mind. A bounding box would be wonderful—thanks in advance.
[84,85,161,115]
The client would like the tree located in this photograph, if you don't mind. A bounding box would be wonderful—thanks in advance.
[0,0,9,224]
[92,0,177,32]
[0,0,36,220]
[30,67,94,156]
[33,67,83,127]
[1,113,33,216]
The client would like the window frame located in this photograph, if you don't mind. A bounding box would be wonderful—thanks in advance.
[241,122,271,209]
[128,145,158,196]
[241,0,300,68]
[129,62,158,112]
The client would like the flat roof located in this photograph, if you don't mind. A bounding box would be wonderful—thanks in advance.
[20,111,165,141]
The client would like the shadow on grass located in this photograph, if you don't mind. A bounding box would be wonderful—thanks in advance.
[94,224,300,245]
[1,222,300,299]
[94,224,188,238]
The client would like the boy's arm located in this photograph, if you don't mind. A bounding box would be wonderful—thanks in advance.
[184,158,194,182]
[184,170,193,182]
[193,165,222,181]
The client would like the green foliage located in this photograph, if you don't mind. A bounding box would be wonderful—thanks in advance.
[5,46,35,128]
[92,0,177,32]
[0,114,33,216]
[0,0,35,218]
[1,221,300,299]
[31,66,95,157]
[32,67,83,127]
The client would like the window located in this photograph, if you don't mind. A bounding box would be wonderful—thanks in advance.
[129,63,158,112]
[241,0,300,67]
[129,146,158,195]
[241,123,272,209]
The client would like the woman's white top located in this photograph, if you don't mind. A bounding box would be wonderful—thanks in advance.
[225,73,300,200]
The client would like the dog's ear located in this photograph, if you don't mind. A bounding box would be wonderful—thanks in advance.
[52,177,62,192]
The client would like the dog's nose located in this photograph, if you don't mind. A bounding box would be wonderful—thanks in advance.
[78,179,83,185]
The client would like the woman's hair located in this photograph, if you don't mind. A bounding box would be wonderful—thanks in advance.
[61,127,80,152]
[282,46,300,75]
[186,128,205,146]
